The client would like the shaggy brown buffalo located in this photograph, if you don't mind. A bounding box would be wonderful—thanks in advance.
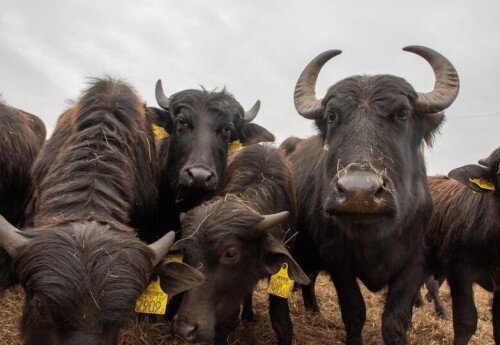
[0,100,46,290]
[144,81,275,243]
[284,46,459,344]
[172,144,308,344]
[0,101,46,227]
[426,147,500,344]
[0,79,203,345]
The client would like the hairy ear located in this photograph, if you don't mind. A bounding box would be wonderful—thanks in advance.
[279,137,301,156]
[148,107,174,134]
[155,261,205,297]
[263,237,309,285]
[237,123,275,145]
[422,112,444,147]
[449,164,494,193]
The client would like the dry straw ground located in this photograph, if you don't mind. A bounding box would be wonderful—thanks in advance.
[0,274,494,344]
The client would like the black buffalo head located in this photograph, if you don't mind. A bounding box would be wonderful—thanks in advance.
[170,199,308,342]
[293,46,459,229]
[448,147,500,227]
[155,80,274,196]
[0,219,204,345]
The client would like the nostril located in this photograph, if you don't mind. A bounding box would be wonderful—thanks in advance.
[375,179,387,198]
[174,319,198,339]
[204,171,214,182]
[336,179,346,194]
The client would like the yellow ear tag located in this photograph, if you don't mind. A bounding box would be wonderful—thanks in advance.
[267,263,294,299]
[165,253,183,263]
[135,276,168,315]
[470,177,495,191]
[152,123,169,140]
[228,140,242,153]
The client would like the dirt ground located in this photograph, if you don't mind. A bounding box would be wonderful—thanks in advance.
[0,274,494,345]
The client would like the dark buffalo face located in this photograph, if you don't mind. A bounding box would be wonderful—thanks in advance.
[154,81,274,197]
[293,46,459,231]
[172,199,308,342]
[448,147,500,227]
[0,220,203,345]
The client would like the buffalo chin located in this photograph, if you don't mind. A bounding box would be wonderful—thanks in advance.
[324,209,396,224]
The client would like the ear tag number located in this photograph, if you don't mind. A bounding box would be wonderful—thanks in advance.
[470,177,495,191]
[152,123,169,140]
[268,263,294,299]
[135,276,168,315]
[228,140,242,153]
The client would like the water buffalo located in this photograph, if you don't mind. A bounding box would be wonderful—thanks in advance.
[172,144,308,344]
[0,100,46,290]
[144,81,275,243]
[0,79,204,345]
[426,147,500,344]
[284,46,459,344]
[0,101,46,227]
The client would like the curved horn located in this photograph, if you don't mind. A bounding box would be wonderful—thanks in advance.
[243,100,261,123]
[148,231,176,266]
[403,46,460,114]
[155,79,171,110]
[0,215,28,257]
[294,50,342,119]
[256,211,289,230]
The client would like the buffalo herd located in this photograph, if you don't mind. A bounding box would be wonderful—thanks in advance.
[0,46,498,345]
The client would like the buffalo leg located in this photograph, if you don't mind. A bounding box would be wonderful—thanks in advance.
[382,257,423,345]
[424,276,449,320]
[330,270,365,345]
[414,289,424,308]
[269,294,293,345]
[448,271,477,345]
[493,291,500,343]
[241,292,255,322]
[301,270,320,312]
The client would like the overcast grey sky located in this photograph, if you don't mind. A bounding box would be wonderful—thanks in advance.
[1,0,498,175]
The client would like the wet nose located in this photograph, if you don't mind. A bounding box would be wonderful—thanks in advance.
[337,170,384,202]
[173,318,198,342]
[181,166,217,190]
[329,169,391,214]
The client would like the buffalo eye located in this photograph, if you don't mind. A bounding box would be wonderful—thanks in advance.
[396,109,409,121]
[176,117,189,131]
[222,127,231,140]
[220,246,241,264]
[327,111,338,124]
[31,296,47,317]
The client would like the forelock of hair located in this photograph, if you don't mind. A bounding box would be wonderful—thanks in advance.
[15,221,152,322]
[171,88,244,120]
[323,75,418,106]
[181,197,264,248]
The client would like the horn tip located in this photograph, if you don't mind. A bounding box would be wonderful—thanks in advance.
[323,49,342,58]
[402,45,434,54]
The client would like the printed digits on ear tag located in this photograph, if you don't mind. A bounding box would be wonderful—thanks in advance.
[135,276,169,315]
[268,263,294,299]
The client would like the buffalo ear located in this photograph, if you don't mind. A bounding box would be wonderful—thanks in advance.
[155,261,205,297]
[263,237,309,286]
[148,107,174,134]
[449,164,493,193]
[237,123,275,146]
[422,112,444,147]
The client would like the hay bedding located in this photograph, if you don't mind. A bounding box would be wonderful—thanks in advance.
[0,274,494,345]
